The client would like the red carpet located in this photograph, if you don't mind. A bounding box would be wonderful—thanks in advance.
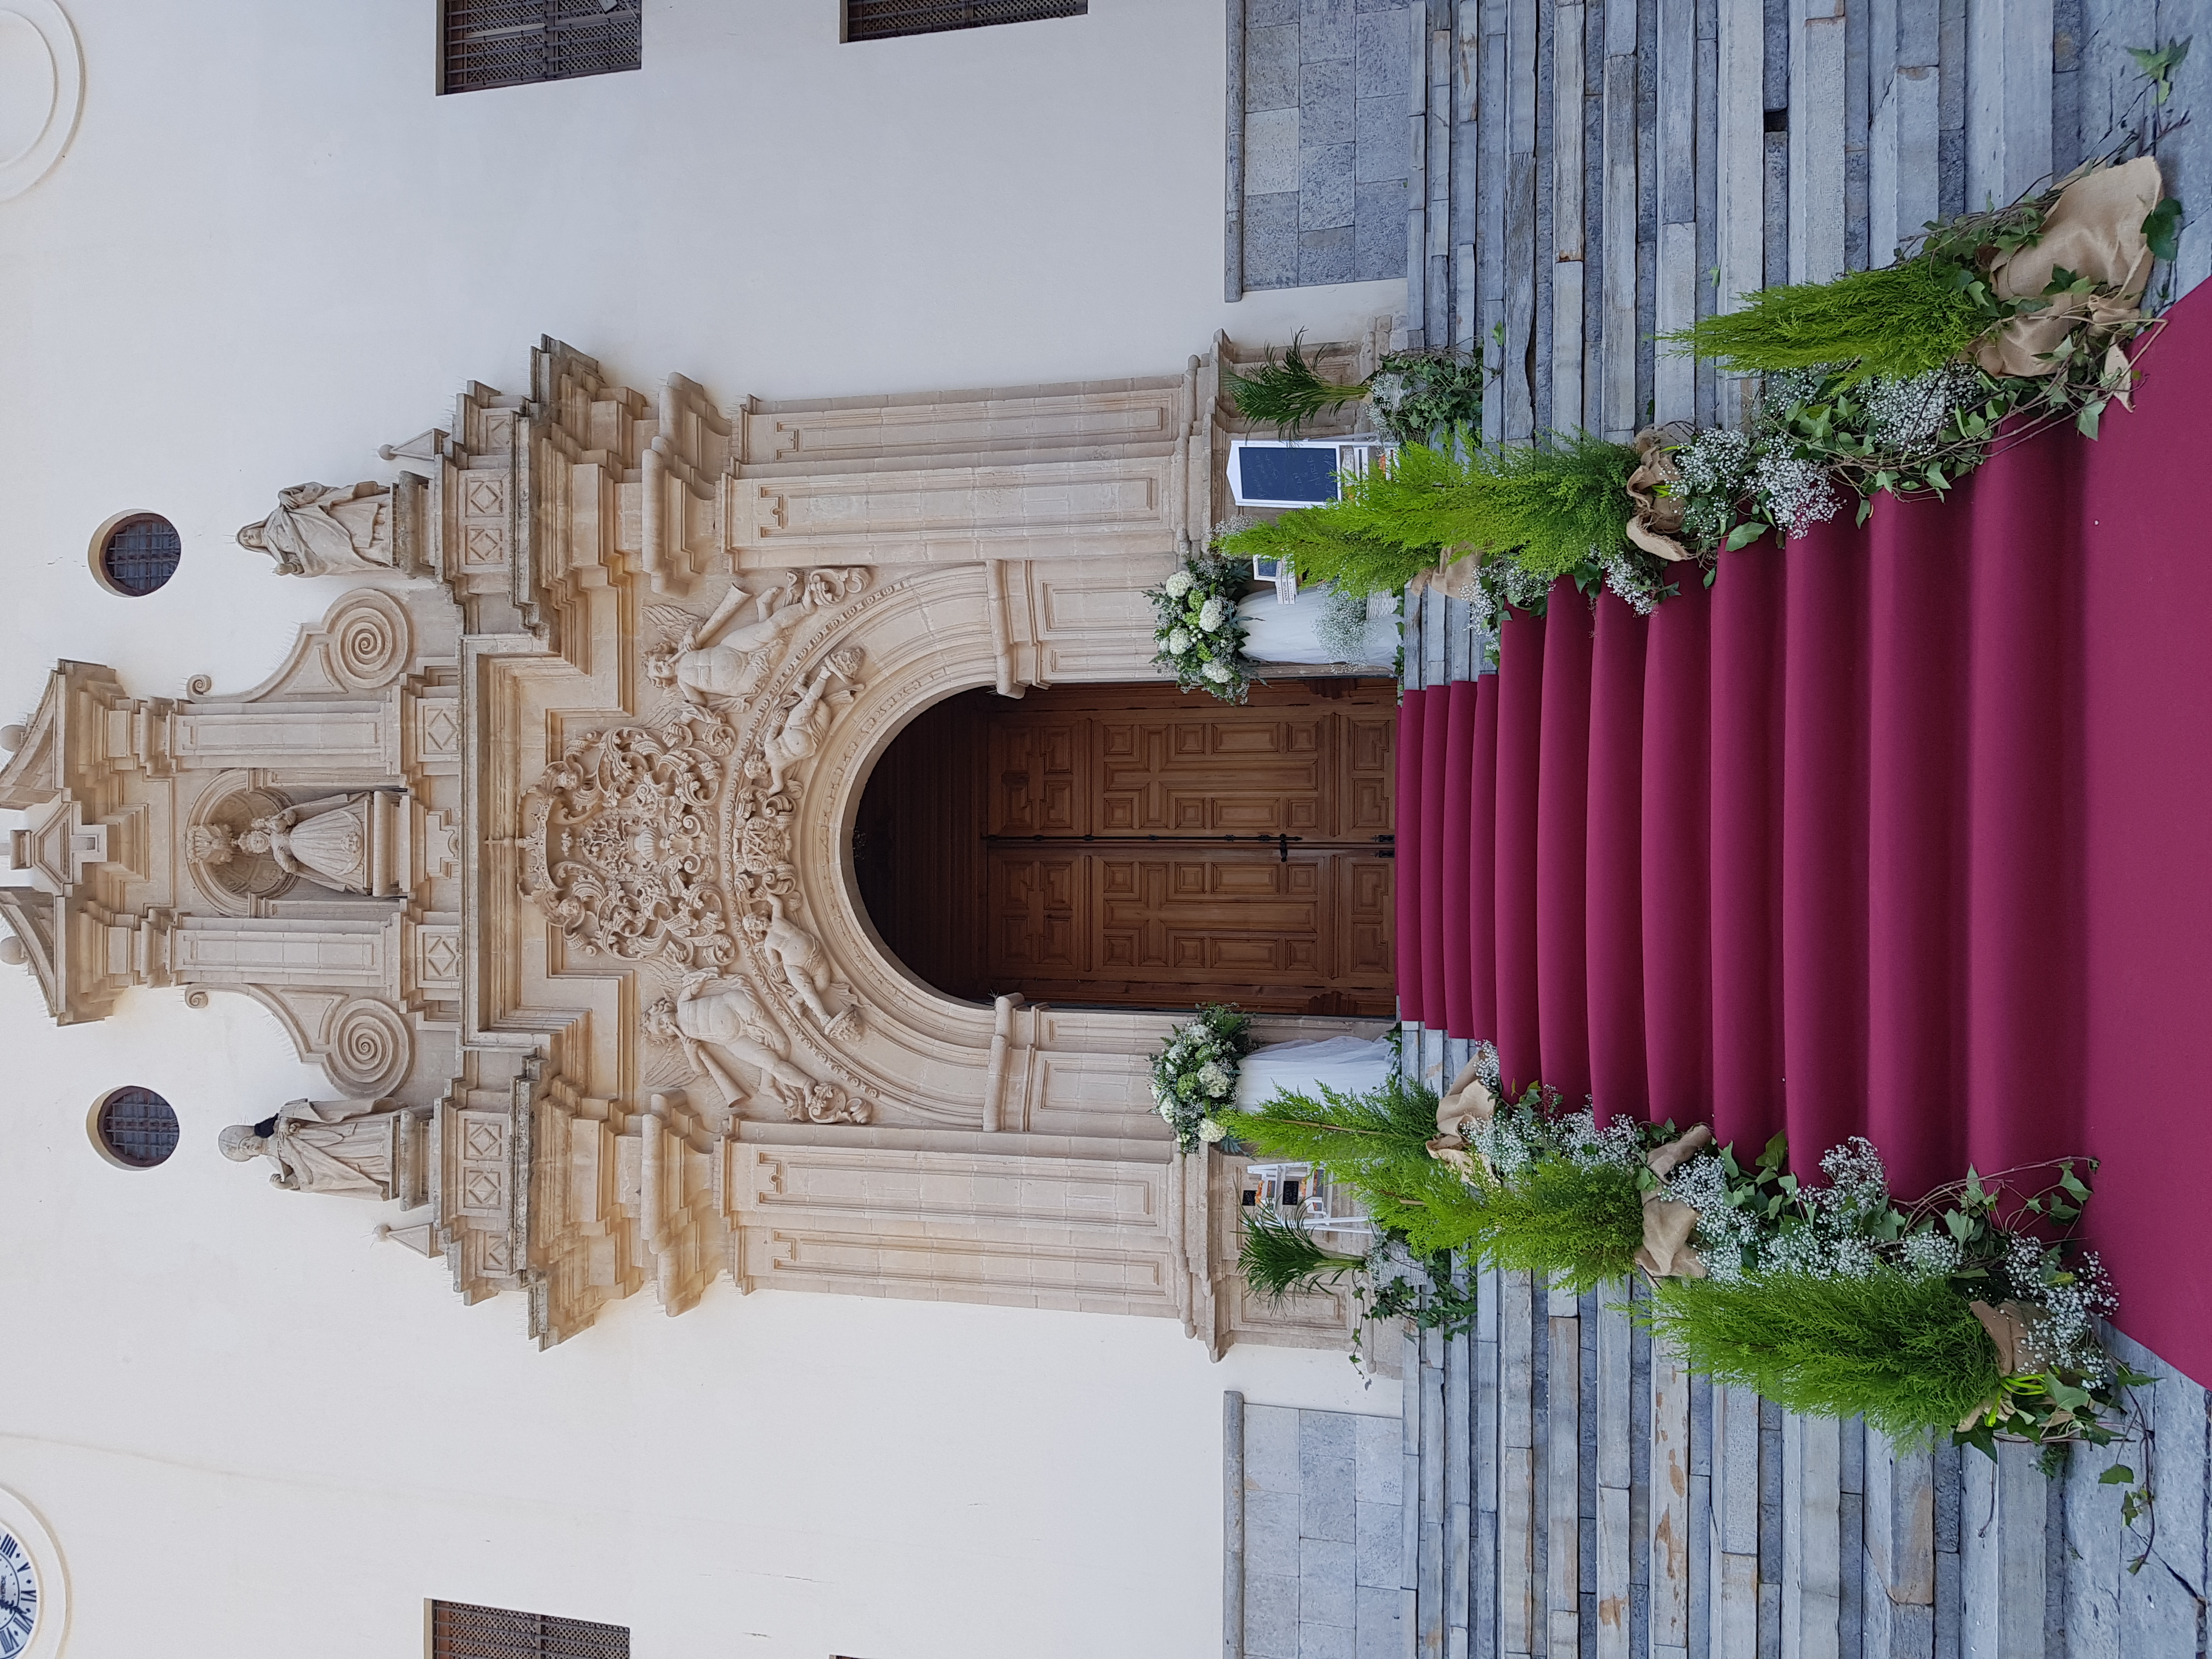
[1396,287,2212,1382]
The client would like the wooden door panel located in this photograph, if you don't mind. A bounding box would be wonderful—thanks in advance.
[988,854,1086,974]
[1342,715,1397,834]
[1338,855,1395,979]
[1096,715,1331,834]
[989,718,1085,836]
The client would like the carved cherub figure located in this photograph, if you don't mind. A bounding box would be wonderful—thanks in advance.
[742,894,859,1037]
[645,971,816,1112]
[758,647,861,802]
[644,578,806,703]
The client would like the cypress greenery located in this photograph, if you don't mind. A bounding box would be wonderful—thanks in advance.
[1232,1074,1489,1257]
[1217,431,1637,598]
[1219,505,1439,599]
[1664,256,1989,381]
[1238,1209,1366,1301]
[1389,431,1635,578]
[1640,1269,2006,1444]
[1458,1159,1645,1293]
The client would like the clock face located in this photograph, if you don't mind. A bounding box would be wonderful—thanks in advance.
[0,1528,37,1659]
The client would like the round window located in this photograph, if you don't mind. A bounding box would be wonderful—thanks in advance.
[92,514,182,596]
[92,1087,180,1169]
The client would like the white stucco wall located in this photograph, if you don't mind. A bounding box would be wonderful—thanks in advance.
[0,3,1404,1655]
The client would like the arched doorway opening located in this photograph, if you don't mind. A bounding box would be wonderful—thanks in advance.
[854,678,1398,1015]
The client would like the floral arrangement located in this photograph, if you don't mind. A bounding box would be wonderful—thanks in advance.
[1229,1043,2150,1485]
[1145,552,1255,703]
[1150,1003,1254,1152]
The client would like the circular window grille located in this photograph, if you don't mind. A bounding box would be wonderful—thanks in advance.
[95,514,183,596]
[95,1088,180,1169]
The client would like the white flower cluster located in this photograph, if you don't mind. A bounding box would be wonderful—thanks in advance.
[2004,1232,2118,1383]
[1864,364,1980,454]
[1469,1099,1647,1183]
[1672,426,1755,498]
[1314,583,1373,661]
[1150,1006,1251,1152]
[1600,551,1668,617]
[1146,555,1254,702]
[1897,1230,1965,1279]
[1750,450,1844,539]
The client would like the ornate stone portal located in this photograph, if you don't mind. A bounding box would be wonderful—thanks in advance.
[0,331,1394,1356]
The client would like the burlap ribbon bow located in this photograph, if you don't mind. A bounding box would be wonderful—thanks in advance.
[1635,1124,1715,1279]
[1956,1299,2053,1432]
[1425,1058,1498,1180]
[1977,155,2163,380]
[1623,427,1695,563]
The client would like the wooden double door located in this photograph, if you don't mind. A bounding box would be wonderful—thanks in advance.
[855,679,1397,1015]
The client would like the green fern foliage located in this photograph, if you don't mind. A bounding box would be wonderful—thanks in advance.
[1238,1209,1367,1302]
[1233,1075,1489,1256]
[1224,334,1371,435]
[1640,1269,2005,1443]
[1666,256,1989,380]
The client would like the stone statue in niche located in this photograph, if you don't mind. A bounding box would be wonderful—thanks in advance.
[237,482,397,577]
[191,791,400,897]
[644,579,810,703]
[647,972,869,1122]
[218,1099,397,1197]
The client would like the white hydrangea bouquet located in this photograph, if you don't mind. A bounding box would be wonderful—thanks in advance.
[1151,1003,1255,1152]
[1145,552,1254,704]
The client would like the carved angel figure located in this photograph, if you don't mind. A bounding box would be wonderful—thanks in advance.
[238,482,395,576]
[218,1099,393,1197]
[195,792,393,896]
[646,972,817,1111]
[644,579,808,703]
[759,647,862,801]
[742,894,860,1036]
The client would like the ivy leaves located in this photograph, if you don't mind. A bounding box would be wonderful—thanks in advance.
[2128,38,2190,106]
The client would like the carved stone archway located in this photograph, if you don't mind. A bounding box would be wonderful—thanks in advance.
[1,328,1398,1359]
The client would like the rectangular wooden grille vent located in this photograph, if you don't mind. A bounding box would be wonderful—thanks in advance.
[442,1,641,94]
[846,0,1087,43]
[430,1601,630,1659]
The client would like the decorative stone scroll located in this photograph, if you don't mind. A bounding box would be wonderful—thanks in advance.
[516,707,742,969]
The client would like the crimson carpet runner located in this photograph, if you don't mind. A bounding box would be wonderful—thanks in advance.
[1394,285,2212,1382]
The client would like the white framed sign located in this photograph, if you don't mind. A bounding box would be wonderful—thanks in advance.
[1226,438,1390,510]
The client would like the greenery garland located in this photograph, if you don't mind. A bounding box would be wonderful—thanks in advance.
[1218,123,2183,627]
[1229,1048,2151,1478]
[1149,1003,1254,1152]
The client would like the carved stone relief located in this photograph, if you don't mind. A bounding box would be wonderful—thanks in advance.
[3,331,1394,1358]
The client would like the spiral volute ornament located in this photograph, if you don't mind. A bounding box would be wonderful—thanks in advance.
[325,590,412,691]
[321,998,413,1097]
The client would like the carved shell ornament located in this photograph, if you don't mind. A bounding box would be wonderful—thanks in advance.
[522,571,876,1119]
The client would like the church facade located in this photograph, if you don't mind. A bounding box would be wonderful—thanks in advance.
[0,8,1410,1654]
